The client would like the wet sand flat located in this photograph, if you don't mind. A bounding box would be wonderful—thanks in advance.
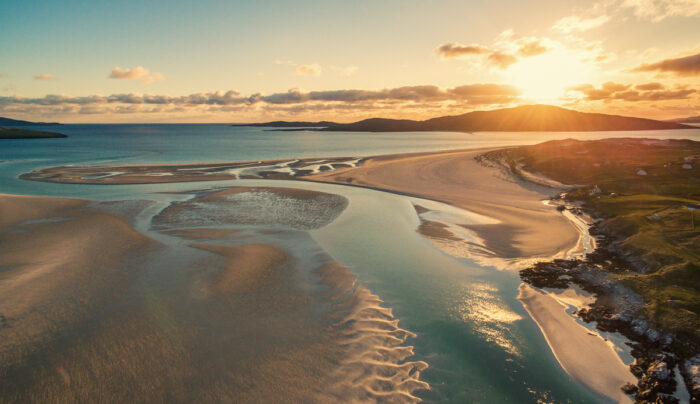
[0,188,427,403]
[21,148,579,260]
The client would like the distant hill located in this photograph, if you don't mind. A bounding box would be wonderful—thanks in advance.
[0,128,67,139]
[0,116,61,126]
[232,120,336,128]
[236,105,693,132]
[668,115,700,124]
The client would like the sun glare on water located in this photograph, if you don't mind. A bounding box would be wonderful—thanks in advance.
[506,50,593,104]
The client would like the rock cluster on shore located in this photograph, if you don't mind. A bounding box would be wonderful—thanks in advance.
[519,200,698,403]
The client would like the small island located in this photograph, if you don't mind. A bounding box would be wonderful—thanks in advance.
[0,128,67,139]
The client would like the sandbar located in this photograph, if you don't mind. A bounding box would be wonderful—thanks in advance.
[519,284,636,403]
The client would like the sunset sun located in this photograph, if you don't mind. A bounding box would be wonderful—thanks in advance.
[505,50,593,103]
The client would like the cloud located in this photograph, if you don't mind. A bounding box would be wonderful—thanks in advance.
[552,15,611,33]
[516,40,548,57]
[437,33,550,69]
[487,52,518,69]
[329,65,358,76]
[554,0,699,33]
[436,43,490,59]
[631,52,700,76]
[295,64,322,76]
[0,83,523,117]
[276,60,324,76]
[33,74,56,80]
[109,66,165,83]
[0,84,525,122]
[567,81,697,102]
[622,0,700,21]
[635,82,664,91]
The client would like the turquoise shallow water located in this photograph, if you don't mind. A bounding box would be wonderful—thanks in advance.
[2,125,700,402]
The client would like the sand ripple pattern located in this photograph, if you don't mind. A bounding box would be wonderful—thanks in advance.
[316,263,430,403]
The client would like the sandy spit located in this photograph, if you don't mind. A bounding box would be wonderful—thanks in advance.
[518,284,636,403]
[305,148,580,260]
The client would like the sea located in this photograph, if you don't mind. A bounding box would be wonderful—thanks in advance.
[2,124,699,403]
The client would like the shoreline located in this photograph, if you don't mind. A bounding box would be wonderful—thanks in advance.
[11,144,663,402]
[20,146,578,262]
[518,283,636,404]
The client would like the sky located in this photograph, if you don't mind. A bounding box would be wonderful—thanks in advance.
[1,0,698,123]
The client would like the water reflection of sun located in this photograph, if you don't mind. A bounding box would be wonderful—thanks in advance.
[455,282,523,356]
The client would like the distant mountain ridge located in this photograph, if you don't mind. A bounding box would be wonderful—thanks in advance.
[232,120,336,128]
[235,105,693,132]
[0,116,61,126]
[668,115,700,124]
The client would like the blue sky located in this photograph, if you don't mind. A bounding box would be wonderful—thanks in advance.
[1,0,698,122]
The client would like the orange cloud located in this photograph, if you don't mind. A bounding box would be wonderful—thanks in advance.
[295,64,322,76]
[567,81,696,101]
[109,66,165,83]
[437,35,549,69]
[33,74,56,80]
[487,52,518,69]
[516,40,548,57]
[631,52,700,76]
[436,43,490,59]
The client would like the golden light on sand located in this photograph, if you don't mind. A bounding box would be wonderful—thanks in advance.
[506,50,593,103]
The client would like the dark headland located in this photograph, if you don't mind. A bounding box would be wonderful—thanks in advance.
[0,117,66,139]
[0,128,67,139]
[0,116,61,126]
[234,104,694,132]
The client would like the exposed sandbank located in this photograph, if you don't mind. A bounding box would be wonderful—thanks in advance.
[22,148,580,261]
[518,284,636,403]
[305,149,580,260]
[0,188,427,402]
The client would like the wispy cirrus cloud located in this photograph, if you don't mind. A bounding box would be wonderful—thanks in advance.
[109,66,165,83]
[631,52,700,76]
[275,61,358,77]
[33,73,56,80]
[552,0,699,35]
[329,65,358,76]
[552,15,611,33]
[622,0,700,21]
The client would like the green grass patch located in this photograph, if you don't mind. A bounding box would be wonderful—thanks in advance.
[499,138,700,343]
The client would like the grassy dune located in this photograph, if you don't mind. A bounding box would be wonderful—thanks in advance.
[494,138,700,344]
